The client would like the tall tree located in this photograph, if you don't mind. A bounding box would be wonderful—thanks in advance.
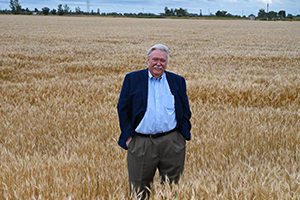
[278,10,286,18]
[258,9,267,18]
[216,10,227,17]
[64,4,70,14]
[164,7,174,16]
[51,9,57,15]
[267,11,277,19]
[10,0,21,14]
[174,8,187,17]
[42,7,50,15]
[58,4,64,15]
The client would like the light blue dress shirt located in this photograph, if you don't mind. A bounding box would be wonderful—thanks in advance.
[135,70,177,134]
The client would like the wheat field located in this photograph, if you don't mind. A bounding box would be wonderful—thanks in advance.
[0,15,300,199]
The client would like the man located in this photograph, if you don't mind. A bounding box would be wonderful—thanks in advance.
[117,44,192,199]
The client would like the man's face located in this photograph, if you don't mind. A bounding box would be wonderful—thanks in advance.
[147,49,168,79]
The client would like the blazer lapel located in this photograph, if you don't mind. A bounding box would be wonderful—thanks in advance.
[166,71,178,96]
[140,69,148,109]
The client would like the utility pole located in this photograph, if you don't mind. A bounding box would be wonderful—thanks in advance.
[87,0,90,13]
[267,3,269,20]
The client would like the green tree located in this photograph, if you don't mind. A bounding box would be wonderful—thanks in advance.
[64,4,70,14]
[164,6,174,16]
[258,9,267,18]
[10,0,21,14]
[42,7,50,15]
[58,4,64,15]
[278,10,286,18]
[267,11,277,19]
[25,7,32,14]
[174,8,187,17]
[287,14,293,19]
[75,7,83,14]
[216,10,227,17]
[51,9,56,15]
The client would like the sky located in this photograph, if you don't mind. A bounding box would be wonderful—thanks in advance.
[0,0,299,16]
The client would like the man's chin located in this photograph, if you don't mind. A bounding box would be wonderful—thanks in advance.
[153,71,164,78]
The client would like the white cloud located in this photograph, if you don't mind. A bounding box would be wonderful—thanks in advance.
[258,0,272,3]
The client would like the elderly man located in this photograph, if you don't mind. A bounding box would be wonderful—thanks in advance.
[117,44,192,199]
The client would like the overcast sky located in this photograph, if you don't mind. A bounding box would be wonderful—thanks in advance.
[0,0,299,16]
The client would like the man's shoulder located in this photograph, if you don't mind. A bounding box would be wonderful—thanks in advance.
[165,71,185,81]
[126,69,147,77]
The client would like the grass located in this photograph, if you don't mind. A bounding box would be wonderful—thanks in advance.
[0,15,300,199]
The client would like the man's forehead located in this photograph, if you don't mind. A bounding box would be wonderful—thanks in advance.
[150,50,167,57]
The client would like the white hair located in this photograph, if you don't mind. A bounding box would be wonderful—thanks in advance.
[147,44,170,62]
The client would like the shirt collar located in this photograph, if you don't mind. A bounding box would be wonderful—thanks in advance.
[148,69,165,81]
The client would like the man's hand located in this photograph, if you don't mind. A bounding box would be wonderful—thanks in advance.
[126,137,132,147]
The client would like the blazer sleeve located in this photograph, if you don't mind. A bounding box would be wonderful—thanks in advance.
[117,74,135,149]
[166,71,192,140]
[180,77,192,138]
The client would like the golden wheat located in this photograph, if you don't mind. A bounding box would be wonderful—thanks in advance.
[0,15,299,199]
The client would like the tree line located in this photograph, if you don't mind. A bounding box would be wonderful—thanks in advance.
[2,0,299,19]
[257,9,295,20]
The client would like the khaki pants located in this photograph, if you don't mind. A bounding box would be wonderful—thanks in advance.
[127,130,186,199]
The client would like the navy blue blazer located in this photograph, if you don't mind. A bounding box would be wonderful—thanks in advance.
[117,69,192,149]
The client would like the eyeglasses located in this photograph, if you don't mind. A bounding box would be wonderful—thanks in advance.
[151,58,167,63]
